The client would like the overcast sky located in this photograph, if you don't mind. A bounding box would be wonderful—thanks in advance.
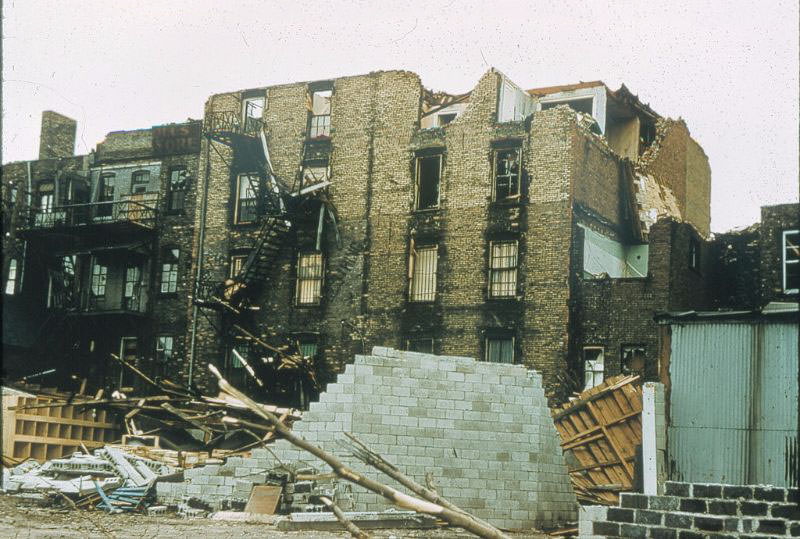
[2,0,797,232]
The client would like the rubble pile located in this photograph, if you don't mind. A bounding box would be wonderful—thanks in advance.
[2,446,177,511]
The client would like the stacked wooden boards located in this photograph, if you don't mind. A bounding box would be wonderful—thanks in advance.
[551,374,642,505]
[2,387,120,464]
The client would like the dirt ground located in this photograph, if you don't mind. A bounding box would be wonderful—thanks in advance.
[0,495,553,539]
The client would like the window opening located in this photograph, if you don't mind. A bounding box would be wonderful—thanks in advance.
[47,255,76,308]
[622,346,646,375]
[35,182,55,226]
[301,162,329,190]
[409,244,437,302]
[406,338,434,354]
[5,259,18,295]
[486,336,514,363]
[541,97,593,116]
[296,252,323,305]
[118,337,138,387]
[489,241,518,297]
[242,96,265,132]
[160,248,179,294]
[689,237,700,271]
[299,341,318,359]
[494,148,521,201]
[234,173,259,224]
[156,336,174,363]
[123,266,142,310]
[783,230,799,293]
[583,347,604,390]
[90,259,108,297]
[167,167,188,212]
[130,171,150,194]
[96,174,115,219]
[415,155,441,210]
[437,113,457,126]
[230,253,248,279]
[309,90,331,138]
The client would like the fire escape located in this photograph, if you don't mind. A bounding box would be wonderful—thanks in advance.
[196,107,333,403]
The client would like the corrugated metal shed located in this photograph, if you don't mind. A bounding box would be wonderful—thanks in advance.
[662,303,798,487]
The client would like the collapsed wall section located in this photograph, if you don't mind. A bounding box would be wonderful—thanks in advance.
[263,347,577,529]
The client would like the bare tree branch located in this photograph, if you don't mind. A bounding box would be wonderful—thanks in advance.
[207,364,509,539]
[319,496,371,539]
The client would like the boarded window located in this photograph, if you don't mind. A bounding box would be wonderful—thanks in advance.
[309,90,331,138]
[486,337,514,363]
[784,230,799,293]
[296,252,323,305]
[583,347,604,390]
[156,336,174,363]
[494,148,521,201]
[409,244,437,302]
[235,173,259,224]
[160,248,179,294]
[406,338,434,354]
[168,167,188,212]
[622,345,646,375]
[5,259,17,295]
[415,155,441,210]
[130,171,150,194]
[489,241,518,298]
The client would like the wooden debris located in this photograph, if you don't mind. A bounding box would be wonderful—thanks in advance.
[244,484,282,515]
[319,496,371,539]
[551,374,643,505]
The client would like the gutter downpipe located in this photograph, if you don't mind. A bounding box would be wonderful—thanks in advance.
[188,137,212,387]
[20,161,33,288]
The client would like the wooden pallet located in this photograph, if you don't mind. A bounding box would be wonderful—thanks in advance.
[551,374,642,505]
[2,389,120,464]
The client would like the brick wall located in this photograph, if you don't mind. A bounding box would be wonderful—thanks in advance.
[759,203,800,303]
[585,482,799,538]
[38,111,76,160]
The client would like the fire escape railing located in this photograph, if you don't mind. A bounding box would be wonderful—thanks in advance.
[23,198,159,230]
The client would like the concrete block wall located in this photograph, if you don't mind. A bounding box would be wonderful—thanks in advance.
[584,482,800,538]
[260,347,577,530]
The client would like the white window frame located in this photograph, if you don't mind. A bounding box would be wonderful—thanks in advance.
[230,253,249,279]
[160,248,179,294]
[583,346,605,390]
[90,258,108,297]
[296,252,324,306]
[409,244,437,302]
[5,258,18,295]
[308,89,332,138]
[485,336,514,364]
[489,240,518,298]
[783,229,799,294]
[242,96,265,121]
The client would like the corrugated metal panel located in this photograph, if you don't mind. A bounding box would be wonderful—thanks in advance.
[668,323,752,484]
[668,320,799,487]
[752,322,798,486]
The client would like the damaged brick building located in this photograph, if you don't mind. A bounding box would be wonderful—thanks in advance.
[2,111,201,389]
[11,69,789,407]
[185,69,714,404]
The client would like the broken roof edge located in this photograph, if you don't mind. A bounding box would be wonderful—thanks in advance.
[655,301,799,323]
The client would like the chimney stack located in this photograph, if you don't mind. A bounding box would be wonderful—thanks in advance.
[38,111,77,159]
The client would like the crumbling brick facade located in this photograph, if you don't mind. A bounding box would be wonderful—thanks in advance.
[188,69,714,403]
[2,116,200,390]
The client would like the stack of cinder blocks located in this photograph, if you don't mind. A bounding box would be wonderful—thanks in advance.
[583,481,799,538]
[155,455,273,511]
[262,347,576,530]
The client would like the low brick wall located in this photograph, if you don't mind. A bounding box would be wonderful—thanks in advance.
[584,481,799,538]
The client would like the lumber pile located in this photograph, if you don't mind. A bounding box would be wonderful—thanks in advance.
[551,374,642,505]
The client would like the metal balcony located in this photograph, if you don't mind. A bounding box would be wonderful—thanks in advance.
[19,197,158,239]
[204,111,263,146]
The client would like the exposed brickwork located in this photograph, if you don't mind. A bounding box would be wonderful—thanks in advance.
[38,111,76,160]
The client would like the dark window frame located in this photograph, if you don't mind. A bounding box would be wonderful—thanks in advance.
[484,333,515,364]
[167,167,188,214]
[295,251,324,306]
[414,154,442,211]
[783,229,799,294]
[234,172,259,225]
[492,147,522,202]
